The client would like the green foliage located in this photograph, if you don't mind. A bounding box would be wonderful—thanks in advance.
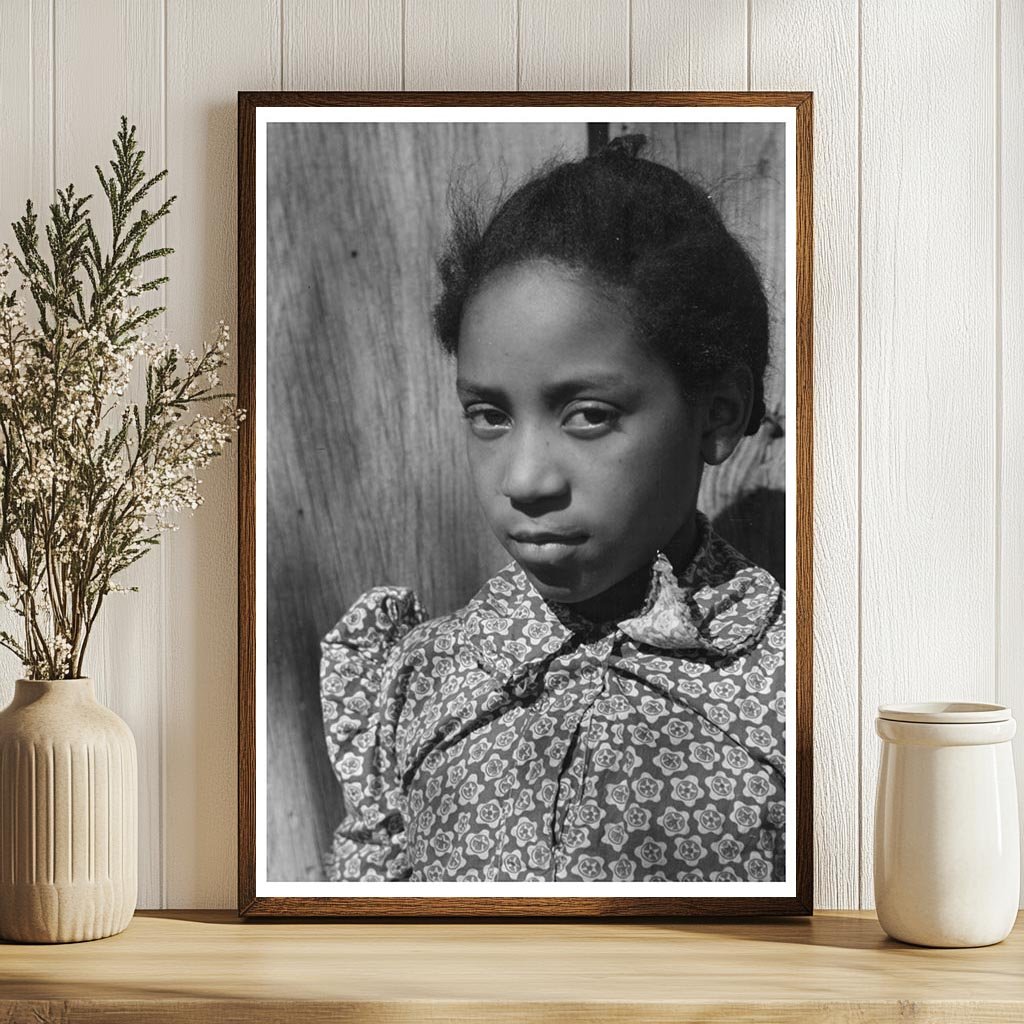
[13,116,176,346]
[0,116,243,680]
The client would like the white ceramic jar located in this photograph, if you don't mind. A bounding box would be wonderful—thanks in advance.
[874,702,1019,947]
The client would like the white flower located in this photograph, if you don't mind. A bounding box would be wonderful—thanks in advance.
[0,258,243,674]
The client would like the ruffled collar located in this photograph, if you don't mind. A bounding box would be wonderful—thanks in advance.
[461,511,783,674]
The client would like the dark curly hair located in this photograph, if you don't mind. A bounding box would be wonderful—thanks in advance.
[431,133,769,436]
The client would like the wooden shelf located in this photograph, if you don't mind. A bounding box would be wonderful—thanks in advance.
[1,910,1022,1022]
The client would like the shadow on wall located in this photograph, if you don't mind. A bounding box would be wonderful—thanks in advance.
[712,487,787,590]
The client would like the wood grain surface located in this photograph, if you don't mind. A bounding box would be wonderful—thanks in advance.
[284,0,402,91]
[406,0,518,90]
[857,1,998,910]
[1,910,1023,1023]
[631,0,747,92]
[1002,0,1024,908]
[519,0,629,90]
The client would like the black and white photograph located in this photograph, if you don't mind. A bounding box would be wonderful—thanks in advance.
[241,95,811,916]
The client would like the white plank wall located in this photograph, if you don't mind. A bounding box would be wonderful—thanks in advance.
[0,0,1019,910]
[285,0,402,90]
[632,1,746,91]
[859,0,999,909]
[1002,0,1024,912]
[519,0,629,90]
[406,0,517,90]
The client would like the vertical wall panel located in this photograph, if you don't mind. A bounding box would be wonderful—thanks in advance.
[405,0,516,90]
[750,0,860,910]
[860,0,997,908]
[519,0,629,90]
[284,0,402,90]
[631,0,746,91]
[0,1,54,701]
[164,0,279,908]
[50,0,165,909]
[0,0,52,243]
[1000,0,1024,903]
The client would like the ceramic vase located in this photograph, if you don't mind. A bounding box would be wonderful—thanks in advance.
[874,701,1019,948]
[0,677,137,942]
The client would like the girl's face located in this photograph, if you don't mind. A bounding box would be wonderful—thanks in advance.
[456,259,706,610]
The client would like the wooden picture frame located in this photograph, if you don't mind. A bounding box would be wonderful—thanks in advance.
[238,91,813,917]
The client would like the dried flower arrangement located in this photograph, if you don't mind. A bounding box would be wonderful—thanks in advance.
[0,116,245,680]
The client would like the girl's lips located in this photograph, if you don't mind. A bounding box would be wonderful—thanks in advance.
[508,531,587,544]
[507,532,588,566]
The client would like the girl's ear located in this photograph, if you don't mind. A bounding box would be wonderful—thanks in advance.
[699,367,754,466]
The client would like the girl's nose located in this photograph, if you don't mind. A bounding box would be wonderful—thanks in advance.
[499,429,569,505]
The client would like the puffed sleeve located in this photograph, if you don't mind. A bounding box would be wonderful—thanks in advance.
[319,586,428,881]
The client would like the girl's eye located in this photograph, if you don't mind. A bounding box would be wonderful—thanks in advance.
[563,403,619,437]
[463,405,510,438]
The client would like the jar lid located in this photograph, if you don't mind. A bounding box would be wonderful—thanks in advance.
[877,701,1011,724]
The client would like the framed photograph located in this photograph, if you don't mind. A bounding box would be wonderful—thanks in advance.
[238,91,813,917]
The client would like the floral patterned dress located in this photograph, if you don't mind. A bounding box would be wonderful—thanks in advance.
[319,511,786,883]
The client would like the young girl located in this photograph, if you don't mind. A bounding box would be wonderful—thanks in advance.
[319,133,786,883]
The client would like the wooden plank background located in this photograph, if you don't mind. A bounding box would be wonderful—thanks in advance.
[0,0,1017,909]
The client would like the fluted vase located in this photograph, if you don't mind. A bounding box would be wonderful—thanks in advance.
[0,677,137,942]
